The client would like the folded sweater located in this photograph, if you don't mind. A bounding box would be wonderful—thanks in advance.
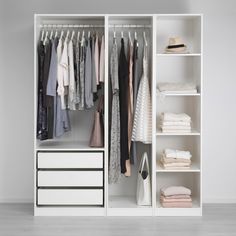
[161,202,192,208]
[161,186,191,197]
[164,149,192,159]
[158,83,196,92]
[161,113,191,122]
[160,196,192,203]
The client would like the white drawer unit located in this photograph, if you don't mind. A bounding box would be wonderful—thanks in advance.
[37,152,103,169]
[37,189,104,206]
[37,171,103,187]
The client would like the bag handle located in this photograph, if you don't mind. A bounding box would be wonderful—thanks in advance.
[97,95,104,113]
[138,152,150,173]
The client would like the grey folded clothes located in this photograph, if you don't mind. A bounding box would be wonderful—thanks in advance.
[160,186,192,208]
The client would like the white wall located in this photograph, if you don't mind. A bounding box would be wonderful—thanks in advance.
[0,0,235,203]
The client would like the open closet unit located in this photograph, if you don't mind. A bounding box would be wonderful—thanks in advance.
[34,14,202,216]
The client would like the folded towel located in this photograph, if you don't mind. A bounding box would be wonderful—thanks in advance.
[160,196,192,203]
[161,202,192,208]
[161,126,191,130]
[161,186,191,197]
[164,149,192,159]
[158,83,196,92]
[161,121,191,126]
[161,113,191,122]
[160,162,190,168]
[161,156,191,163]
[161,129,191,133]
[163,194,192,199]
[158,89,197,94]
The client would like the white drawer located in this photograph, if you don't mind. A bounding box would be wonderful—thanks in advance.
[37,152,103,169]
[37,189,103,205]
[38,171,103,187]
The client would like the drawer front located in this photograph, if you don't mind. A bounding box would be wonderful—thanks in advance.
[37,171,103,187]
[37,152,103,169]
[37,189,103,206]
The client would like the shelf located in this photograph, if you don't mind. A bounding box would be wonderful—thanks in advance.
[156,130,200,136]
[36,140,104,151]
[156,161,200,173]
[157,53,201,57]
[109,196,151,208]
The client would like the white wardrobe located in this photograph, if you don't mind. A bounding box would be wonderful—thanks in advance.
[34,14,202,216]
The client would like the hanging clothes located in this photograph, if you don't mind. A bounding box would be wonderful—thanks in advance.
[68,38,76,110]
[91,35,98,102]
[109,37,121,184]
[85,37,94,108]
[57,37,67,109]
[130,38,140,164]
[43,40,54,139]
[74,38,80,105]
[132,43,152,143]
[99,35,105,83]
[78,35,86,110]
[118,38,129,174]
[37,41,48,140]
[47,38,71,138]
[94,34,100,85]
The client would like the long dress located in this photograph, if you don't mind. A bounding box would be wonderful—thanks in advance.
[131,43,152,144]
[109,38,121,184]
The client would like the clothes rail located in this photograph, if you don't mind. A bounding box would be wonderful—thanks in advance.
[39,24,104,28]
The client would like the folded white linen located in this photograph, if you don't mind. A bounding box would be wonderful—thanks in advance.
[164,149,192,159]
[158,83,196,92]
[158,89,197,94]
[161,186,191,197]
[161,121,191,126]
[161,125,191,130]
[161,113,191,122]
[162,129,191,133]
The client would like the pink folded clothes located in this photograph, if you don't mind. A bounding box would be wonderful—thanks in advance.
[160,196,192,203]
[161,202,192,208]
[161,186,191,197]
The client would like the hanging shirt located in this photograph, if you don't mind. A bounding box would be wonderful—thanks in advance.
[57,38,66,109]
[85,37,94,108]
[68,39,76,110]
[132,44,152,143]
[99,35,105,83]
[91,35,97,94]
[118,38,129,174]
[94,34,100,85]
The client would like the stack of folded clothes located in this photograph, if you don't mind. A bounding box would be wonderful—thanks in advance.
[160,148,192,169]
[158,82,197,94]
[160,112,191,133]
[160,186,192,208]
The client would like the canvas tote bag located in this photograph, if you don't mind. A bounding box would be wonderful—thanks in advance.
[136,152,151,206]
[89,95,104,147]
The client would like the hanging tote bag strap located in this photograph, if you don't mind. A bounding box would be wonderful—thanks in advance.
[138,152,150,174]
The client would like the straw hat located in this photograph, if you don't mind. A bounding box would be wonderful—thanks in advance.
[165,37,187,53]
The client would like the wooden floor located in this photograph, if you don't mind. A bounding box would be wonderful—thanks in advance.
[0,204,235,236]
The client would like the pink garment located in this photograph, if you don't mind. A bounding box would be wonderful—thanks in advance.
[164,194,191,199]
[161,202,192,208]
[160,196,192,203]
[99,35,105,83]
[161,186,191,197]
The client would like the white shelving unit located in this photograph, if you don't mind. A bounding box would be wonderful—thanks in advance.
[154,14,202,216]
[34,14,202,216]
